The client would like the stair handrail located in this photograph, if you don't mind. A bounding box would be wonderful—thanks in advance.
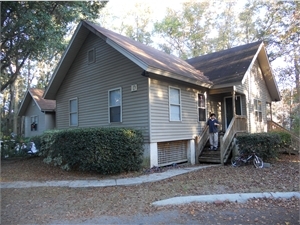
[267,120,300,149]
[220,115,247,164]
[195,125,209,163]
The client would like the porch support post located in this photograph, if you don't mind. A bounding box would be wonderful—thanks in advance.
[270,102,272,121]
[232,86,236,117]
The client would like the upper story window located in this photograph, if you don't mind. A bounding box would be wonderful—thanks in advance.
[69,98,78,126]
[198,93,206,121]
[254,99,262,122]
[88,48,95,64]
[109,88,122,123]
[31,116,38,131]
[169,87,181,121]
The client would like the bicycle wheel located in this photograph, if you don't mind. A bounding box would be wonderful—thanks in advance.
[253,155,263,168]
[231,156,242,167]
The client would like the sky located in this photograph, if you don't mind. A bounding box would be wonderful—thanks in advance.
[103,0,186,20]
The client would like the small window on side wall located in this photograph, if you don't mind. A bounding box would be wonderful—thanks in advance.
[69,98,78,126]
[109,88,122,123]
[198,93,206,121]
[254,99,262,122]
[88,48,95,64]
[31,116,38,131]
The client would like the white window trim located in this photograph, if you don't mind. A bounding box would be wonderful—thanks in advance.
[87,48,95,64]
[169,86,182,121]
[108,87,122,123]
[31,115,38,131]
[69,98,78,126]
[254,99,262,122]
[197,92,207,122]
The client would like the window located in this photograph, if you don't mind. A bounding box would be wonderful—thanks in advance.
[198,93,206,121]
[169,87,181,121]
[254,99,262,122]
[69,98,78,126]
[109,88,122,122]
[31,116,38,131]
[88,49,95,63]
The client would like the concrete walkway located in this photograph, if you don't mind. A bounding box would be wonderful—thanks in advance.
[1,164,299,206]
[0,164,217,189]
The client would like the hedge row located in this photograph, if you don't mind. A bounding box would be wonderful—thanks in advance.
[236,131,291,160]
[39,127,144,174]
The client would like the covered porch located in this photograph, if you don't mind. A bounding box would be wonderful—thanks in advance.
[196,86,248,164]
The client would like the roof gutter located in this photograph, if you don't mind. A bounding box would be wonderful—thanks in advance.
[145,66,213,88]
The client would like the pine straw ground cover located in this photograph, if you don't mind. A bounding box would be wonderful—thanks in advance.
[1,153,299,224]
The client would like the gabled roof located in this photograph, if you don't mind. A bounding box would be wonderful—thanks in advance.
[186,41,280,101]
[44,20,212,99]
[18,88,56,116]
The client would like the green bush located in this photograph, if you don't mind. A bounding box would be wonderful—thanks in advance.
[236,133,281,161]
[269,131,292,147]
[39,127,144,174]
[0,136,16,158]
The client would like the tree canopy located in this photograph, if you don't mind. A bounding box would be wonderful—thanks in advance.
[1,1,107,92]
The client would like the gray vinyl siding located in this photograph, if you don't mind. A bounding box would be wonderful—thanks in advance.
[149,78,207,142]
[245,60,272,133]
[24,99,45,137]
[55,33,149,141]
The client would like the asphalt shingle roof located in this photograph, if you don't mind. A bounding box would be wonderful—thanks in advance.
[29,88,56,111]
[186,41,262,86]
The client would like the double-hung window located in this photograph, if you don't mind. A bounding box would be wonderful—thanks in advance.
[198,93,206,121]
[169,87,181,121]
[69,98,78,126]
[31,116,38,131]
[254,99,262,122]
[109,88,122,123]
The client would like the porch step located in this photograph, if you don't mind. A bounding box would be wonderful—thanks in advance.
[198,147,221,164]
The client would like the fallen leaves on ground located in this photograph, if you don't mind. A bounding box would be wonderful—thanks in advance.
[1,153,299,224]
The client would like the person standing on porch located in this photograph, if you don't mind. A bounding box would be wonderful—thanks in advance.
[207,113,220,150]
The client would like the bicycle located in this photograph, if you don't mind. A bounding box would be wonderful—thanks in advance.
[231,151,264,168]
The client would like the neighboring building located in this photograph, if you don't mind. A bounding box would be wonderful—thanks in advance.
[42,20,281,167]
[18,88,56,137]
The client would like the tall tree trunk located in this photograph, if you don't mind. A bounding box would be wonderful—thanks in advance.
[13,81,19,136]
[8,84,15,135]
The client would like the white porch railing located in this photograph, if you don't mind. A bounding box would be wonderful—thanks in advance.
[220,115,247,164]
[267,120,300,150]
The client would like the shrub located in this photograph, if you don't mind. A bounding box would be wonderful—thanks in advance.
[236,133,281,161]
[39,127,144,174]
[0,136,16,158]
[269,131,292,147]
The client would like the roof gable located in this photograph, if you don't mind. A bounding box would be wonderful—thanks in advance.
[44,21,212,99]
[186,41,280,101]
[18,88,56,116]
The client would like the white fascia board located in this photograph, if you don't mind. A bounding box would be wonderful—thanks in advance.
[241,42,264,85]
[106,39,149,70]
